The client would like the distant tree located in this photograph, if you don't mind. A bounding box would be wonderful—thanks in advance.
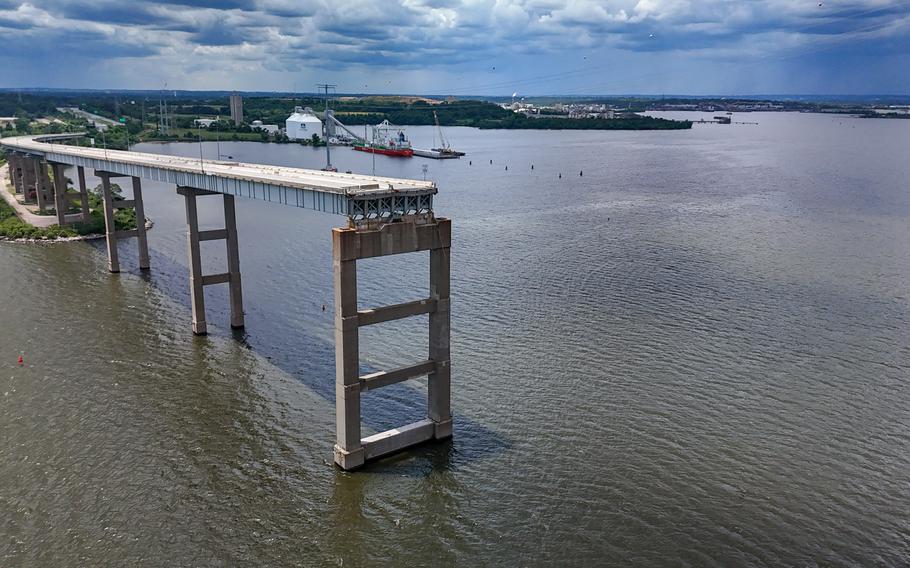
[311,133,321,146]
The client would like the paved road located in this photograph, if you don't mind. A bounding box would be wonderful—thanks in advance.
[57,107,118,129]
[0,167,84,228]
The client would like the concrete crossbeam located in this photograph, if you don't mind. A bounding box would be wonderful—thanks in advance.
[199,229,228,241]
[358,298,436,326]
[335,219,450,261]
[362,419,436,461]
[360,360,436,392]
[201,272,231,286]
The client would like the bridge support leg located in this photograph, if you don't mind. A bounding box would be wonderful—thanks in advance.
[77,166,91,224]
[34,160,50,213]
[332,216,452,470]
[99,173,120,273]
[132,177,150,270]
[428,237,453,437]
[21,157,36,202]
[333,236,363,469]
[7,154,21,194]
[20,158,34,202]
[51,163,68,227]
[177,187,244,335]
[223,194,245,329]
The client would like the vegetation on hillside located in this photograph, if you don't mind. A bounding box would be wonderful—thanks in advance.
[1,92,692,141]
[0,175,137,240]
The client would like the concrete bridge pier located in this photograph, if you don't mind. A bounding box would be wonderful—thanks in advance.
[48,163,93,226]
[33,159,51,213]
[75,166,91,224]
[332,216,452,470]
[177,186,245,335]
[98,171,150,273]
[50,163,69,226]
[7,153,23,194]
[20,157,37,203]
[13,154,24,194]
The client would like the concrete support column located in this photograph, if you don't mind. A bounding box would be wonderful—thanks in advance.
[132,177,150,270]
[76,166,91,224]
[51,163,68,226]
[99,172,120,273]
[21,157,37,202]
[333,229,364,469]
[11,154,23,194]
[177,186,244,335]
[34,160,50,213]
[223,194,244,329]
[7,154,20,194]
[181,187,207,335]
[428,229,453,439]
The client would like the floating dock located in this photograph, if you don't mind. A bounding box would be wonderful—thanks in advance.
[413,148,460,159]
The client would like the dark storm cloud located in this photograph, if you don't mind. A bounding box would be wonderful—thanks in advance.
[56,2,173,26]
[151,0,255,8]
[191,22,250,45]
[0,1,907,92]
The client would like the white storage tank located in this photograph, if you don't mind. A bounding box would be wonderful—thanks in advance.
[285,107,323,140]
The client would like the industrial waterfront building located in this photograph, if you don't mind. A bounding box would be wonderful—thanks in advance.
[286,107,323,140]
[229,94,243,126]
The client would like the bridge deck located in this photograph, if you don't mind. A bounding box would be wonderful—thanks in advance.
[1,134,436,217]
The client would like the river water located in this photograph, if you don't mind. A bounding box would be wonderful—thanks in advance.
[2,113,909,566]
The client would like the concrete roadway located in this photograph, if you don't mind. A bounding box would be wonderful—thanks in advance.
[3,134,436,197]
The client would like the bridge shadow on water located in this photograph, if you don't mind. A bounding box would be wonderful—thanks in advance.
[97,240,510,473]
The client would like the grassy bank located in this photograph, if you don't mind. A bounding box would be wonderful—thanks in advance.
[0,183,137,240]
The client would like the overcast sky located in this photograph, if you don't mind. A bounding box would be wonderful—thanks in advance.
[1,0,908,95]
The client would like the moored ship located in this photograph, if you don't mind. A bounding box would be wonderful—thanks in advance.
[353,120,413,157]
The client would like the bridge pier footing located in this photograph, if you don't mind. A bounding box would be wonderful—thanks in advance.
[98,172,150,273]
[177,186,245,335]
[332,216,452,470]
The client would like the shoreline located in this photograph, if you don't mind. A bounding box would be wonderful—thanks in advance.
[0,166,152,244]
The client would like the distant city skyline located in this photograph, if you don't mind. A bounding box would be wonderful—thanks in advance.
[1,1,908,95]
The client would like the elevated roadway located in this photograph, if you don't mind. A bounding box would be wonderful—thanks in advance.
[1,133,437,219]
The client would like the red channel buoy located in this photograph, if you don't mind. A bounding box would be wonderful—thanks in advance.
[17,355,24,366]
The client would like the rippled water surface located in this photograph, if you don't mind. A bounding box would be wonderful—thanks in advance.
[2,113,910,566]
